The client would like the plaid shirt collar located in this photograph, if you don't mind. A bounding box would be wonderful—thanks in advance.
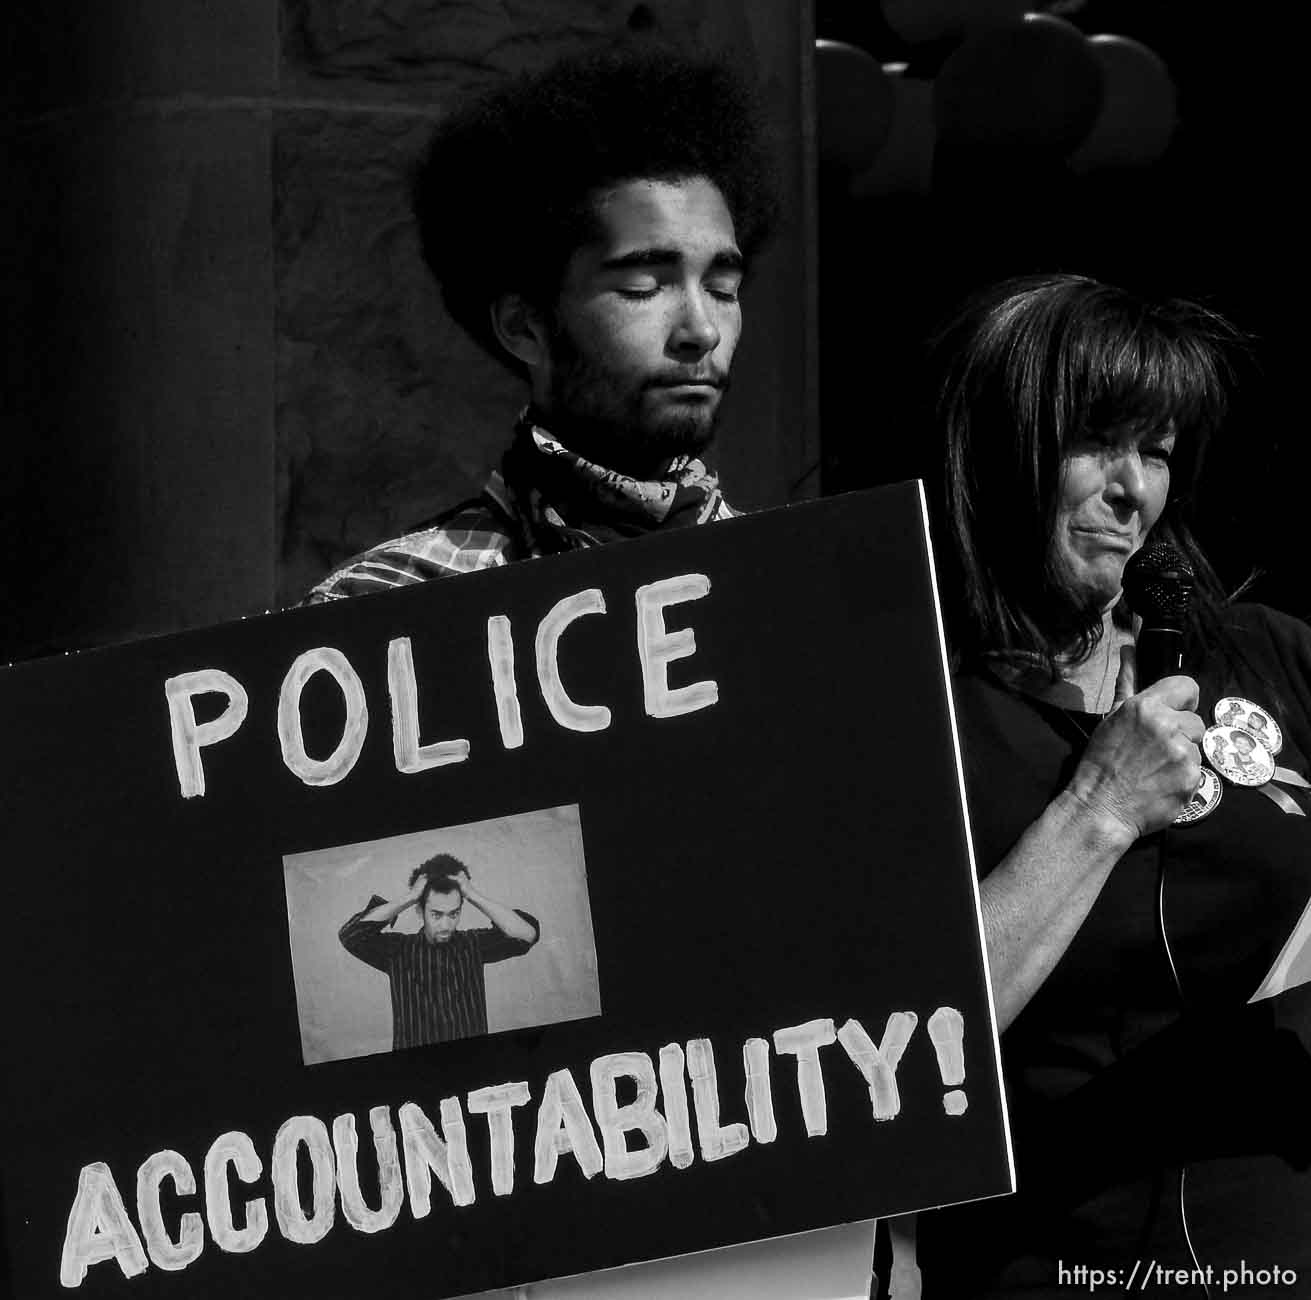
[304,414,736,603]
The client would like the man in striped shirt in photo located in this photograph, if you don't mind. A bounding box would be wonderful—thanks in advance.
[339,853,540,1050]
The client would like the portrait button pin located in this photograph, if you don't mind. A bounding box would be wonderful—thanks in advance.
[1173,766,1223,825]
[1203,724,1276,787]
[1213,697,1283,756]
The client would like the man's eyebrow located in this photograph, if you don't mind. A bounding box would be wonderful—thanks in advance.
[598,247,745,273]
[708,250,746,273]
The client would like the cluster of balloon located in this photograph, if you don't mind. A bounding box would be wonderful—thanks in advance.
[814,5,1177,198]
[1068,35,1177,173]
[814,40,896,175]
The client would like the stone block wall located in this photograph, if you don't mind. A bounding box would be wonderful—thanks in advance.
[5,1,815,656]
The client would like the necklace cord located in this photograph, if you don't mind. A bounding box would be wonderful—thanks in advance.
[1156,833,1211,1296]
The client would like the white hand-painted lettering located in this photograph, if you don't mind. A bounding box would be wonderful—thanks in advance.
[926,1006,968,1115]
[333,1107,404,1234]
[773,1018,837,1137]
[686,1038,750,1162]
[743,1037,778,1144]
[387,637,471,772]
[271,1116,336,1245]
[533,1068,604,1185]
[591,1052,669,1180]
[535,589,613,731]
[164,669,249,798]
[467,1082,532,1197]
[837,1013,919,1121]
[202,1131,268,1255]
[635,574,718,718]
[169,570,722,796]
[399,1099,475,1214]
[60,1162,149,1288]
[658,1043,696,1170]
[486,615,525,748]
[60,1005,973,1286]
[136,1149,203,1272]
[277,648,369,786]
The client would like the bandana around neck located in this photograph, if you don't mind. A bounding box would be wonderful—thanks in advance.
[503,417,726,547]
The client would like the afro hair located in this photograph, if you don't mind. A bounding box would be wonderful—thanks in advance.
[411,41,780,371]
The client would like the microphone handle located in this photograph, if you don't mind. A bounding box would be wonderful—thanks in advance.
[1136,626,1184,689]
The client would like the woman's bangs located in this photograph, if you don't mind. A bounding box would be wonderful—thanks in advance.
[1077,326,1222,441]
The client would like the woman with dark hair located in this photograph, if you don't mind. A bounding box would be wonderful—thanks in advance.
[915,274,1311,1296]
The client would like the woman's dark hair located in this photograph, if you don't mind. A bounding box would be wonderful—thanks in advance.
[929,273,1244,676]
[411,42,779,371]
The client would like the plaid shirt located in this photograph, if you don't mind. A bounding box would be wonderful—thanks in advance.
[304,436,738,605]
[306,471,536,604]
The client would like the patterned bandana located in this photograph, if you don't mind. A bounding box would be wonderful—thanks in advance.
[502,415,729,550]
[301,413,738,604]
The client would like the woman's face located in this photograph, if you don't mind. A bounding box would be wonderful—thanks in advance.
[1052,425,1176,610]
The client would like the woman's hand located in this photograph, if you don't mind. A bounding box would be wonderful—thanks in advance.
[979,645,1205,1029]
[1067,645,1206,843]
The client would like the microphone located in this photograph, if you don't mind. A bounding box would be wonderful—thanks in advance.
[1122,540,1195,687]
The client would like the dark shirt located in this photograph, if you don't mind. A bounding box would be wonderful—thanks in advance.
[340,900,539,1049]
[919,604,1311,1297]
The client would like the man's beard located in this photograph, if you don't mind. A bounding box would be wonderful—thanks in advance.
[543,329,726,479]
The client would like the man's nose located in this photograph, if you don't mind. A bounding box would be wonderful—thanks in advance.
[669,286,720,357]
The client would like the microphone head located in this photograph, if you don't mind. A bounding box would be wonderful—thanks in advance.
[1123,539,1195,630]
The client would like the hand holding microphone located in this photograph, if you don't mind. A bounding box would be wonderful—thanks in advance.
[1067,542,1206,843]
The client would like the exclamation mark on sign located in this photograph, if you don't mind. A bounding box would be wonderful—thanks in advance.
[927,1007,967,1116]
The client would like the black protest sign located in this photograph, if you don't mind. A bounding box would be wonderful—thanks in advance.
[0,483,1013,1298]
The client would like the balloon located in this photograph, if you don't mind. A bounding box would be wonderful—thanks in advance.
[851,70,935,197]
[1068,35,1178,172]
[815,40,896,174]
[882,0,1028,46]
[934,14,1104,157]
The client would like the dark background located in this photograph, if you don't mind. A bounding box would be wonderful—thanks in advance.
[816,1,1304,618]
[6,2,1301,665]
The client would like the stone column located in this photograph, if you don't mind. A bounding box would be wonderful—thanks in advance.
[5,2,279,660]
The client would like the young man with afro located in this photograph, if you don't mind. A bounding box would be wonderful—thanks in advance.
[305,43,778,601]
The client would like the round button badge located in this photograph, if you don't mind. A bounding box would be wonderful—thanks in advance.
[1204,724,1276,787]
[1173,766,1223,825]
[1213,697,1282,757]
